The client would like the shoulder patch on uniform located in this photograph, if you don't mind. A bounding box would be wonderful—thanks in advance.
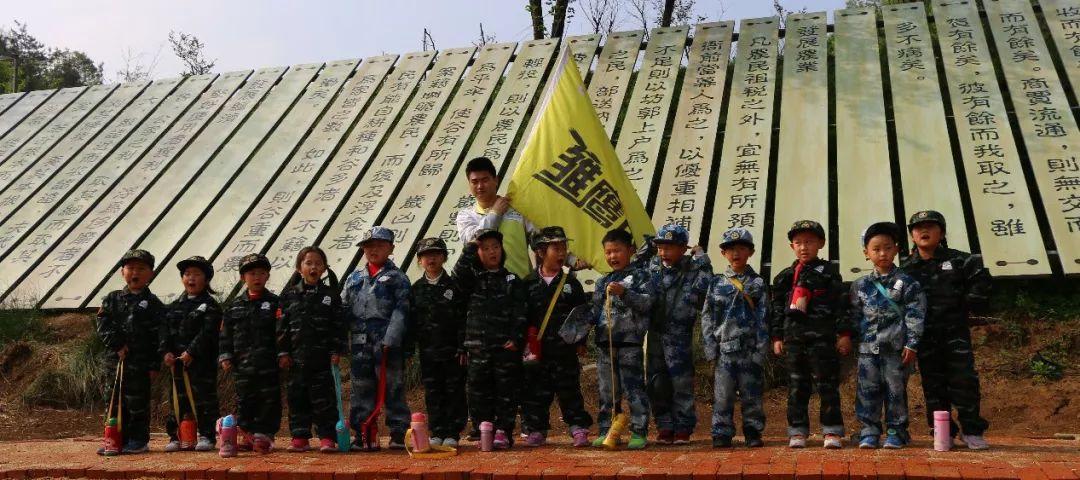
[563,284,572,294]
[893,279,904,290]
[322,296,332,306]
[506,274,516,282]
[443,289,454,301]
[378,275,390,283]
[197,303,207,312]
[941,261,953,271]
[622,275,634,285]
[138,300,148,309]
[814,265,825,273]
[261,301,271,310]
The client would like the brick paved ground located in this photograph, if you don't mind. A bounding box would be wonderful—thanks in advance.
[0,435,1077,480]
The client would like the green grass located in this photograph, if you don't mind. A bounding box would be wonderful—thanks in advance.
[0,309,47,348]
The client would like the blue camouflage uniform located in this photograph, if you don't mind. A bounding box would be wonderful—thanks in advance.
[701,228,768,441]
[850,265,926,440]
[560,266,654,437]
[341,227,412,441]
[638,225,712,436]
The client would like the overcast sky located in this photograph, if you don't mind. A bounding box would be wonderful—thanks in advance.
[6,0,848,82]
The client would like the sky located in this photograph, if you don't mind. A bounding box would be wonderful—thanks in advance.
[5,0,848,82]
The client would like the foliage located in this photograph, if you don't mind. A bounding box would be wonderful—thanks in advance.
[168,30,216,76]
[0,21,103,93]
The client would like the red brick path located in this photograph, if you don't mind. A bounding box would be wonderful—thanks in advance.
[0,436,1076,480]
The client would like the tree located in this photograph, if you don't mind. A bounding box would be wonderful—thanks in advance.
[114,46,160,83]
[549,0,571,38]
[659,0,675,27]
[579,0,621,34]
[527,0,547,39]
[473,23,497,48]
[168,30,215,76]
[46,50,103,88]
[0,21,102,93]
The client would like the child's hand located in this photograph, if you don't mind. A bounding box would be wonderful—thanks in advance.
[691,245,705,256]
[331,354,340,365]
[502,340,518,351]
[902,347,917,366]
[220,360,232,372]
[836,336,852,356]
[606,282,626,297]
[180,352,193,367]
[164,352,175,367]
[458,353,468,366]
[772,340,784,356]
[117,345,129,360]
[278,355,292,370]
[572,258,591,271]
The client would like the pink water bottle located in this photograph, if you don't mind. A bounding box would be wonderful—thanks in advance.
[934,410,951,451]
[479,421,494,452]
[410,413,431,453]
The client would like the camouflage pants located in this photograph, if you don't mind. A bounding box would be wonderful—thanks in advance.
[467,347,521,436]
[165,362,219,441]
[350,342,410,437]
[646,331,696,433]
[287,359,338,440]
[419,347,467,439]
[918,327,989,436]
[234,366,282,437]
[856,350,910,438]
[783,338,844,437]
[104,357,152,444]
[711,351,765,438]
[521,345,593,434]
[596,344,649,436]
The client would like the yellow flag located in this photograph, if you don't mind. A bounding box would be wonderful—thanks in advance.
[507,46,655,273]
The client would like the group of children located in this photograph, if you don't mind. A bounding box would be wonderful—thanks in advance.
[95,207,991,455]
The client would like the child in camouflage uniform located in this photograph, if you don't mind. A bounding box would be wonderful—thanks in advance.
[850,222,925,449]
[278,246,346,453]
[409,237,467,448]
[701,228,767,449]
[561,229,653,450]
[901,210,991,450]
[342,226,412,450]
[96,249,164,455]
[520,226,592,448]
[219,253,281,454]
[453,228,528,450]
[638,224,712,444]
[160,256,221,453]
[770,220,851,449]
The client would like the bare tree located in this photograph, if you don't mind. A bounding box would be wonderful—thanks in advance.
[659,0,675,27]
[114,46,160,83]
[579,0,621,34]
[473,23,497,48]
[168,30,215,75]
[626,0,654,38]
[422,28,437,51]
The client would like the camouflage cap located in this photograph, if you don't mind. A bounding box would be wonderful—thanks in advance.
[415,237,449,256]
[787,220,826,241]
[176,255,214,280]
[653,224,690,245]
[118,249,155,270]
[357,226,395,247]
[719,227,754,249]
[862,221,903,247]
[530,226,570,250]
[238,253,271,274]
[907,210,946,232]
[474,228,503,243]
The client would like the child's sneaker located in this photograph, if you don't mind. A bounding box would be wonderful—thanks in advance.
[253,434,273,454]
[746,436,765,448]
[122,440,150,454]
[858,435,879,449]
[442,438,458,448]
[963,434,989,450]
[657,430,675,445]
[164,439,181,452]
[591,434,607,448]
[525,431,546,447]
[493,430,510,449]
[883,434,904,449]
[287,437,311,452]
[238,431,254,452]
[571,428,589,448]
[195,436,214,452]
[788,435,806,448]
[319,438,336,453]
[626,433,647,450]
[674,432,691,445]
[824,434,843,449]
[430,437,443,447]
[388,432,406,450]
[712,436,733,448]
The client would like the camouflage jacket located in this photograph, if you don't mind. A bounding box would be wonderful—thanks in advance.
[769,258,852,341]
[900,246,990,332]
[408,271,466,354]
[158,291,222,366]
[341,260,411,349]
[219,290,281,372]
[277,281,347,363]
[634,245,712,337]
[97,287,166,366]
[524,268,589,348]
[849,267,926,353]
[700,266,769,361]
[452,243,528,350]
[560,267,654,347]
